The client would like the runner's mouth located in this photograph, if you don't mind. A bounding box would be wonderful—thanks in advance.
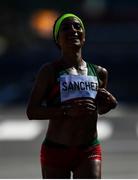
[68,36,79,40]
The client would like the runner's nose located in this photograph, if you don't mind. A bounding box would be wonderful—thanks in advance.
[69,25,78,36]
[70,24,77,32]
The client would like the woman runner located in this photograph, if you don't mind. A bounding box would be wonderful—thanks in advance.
[26,13,117,179]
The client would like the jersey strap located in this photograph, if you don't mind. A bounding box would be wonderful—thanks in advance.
[87,63,100,83]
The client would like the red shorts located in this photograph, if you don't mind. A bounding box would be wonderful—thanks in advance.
[40,140,102,169]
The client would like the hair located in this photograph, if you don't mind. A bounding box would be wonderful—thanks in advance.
[53,13,85,45]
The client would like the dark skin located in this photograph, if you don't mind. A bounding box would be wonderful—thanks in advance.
[27,17,117,179]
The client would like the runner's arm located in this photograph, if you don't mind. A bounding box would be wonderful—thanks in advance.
[26,64,63,120]
[96,66,117,114]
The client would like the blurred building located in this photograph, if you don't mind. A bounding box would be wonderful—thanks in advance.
[0,0,138,105]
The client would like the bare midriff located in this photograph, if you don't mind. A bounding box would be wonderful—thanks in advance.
[46,111,98,146]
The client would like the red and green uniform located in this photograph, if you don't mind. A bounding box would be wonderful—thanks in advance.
[40,61,102,169]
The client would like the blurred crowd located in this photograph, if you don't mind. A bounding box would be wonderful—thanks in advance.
[0,0,138,106]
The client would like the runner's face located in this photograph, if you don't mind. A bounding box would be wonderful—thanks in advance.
[57,17,85,49]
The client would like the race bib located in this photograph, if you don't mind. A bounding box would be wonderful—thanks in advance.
[60,74,98,102]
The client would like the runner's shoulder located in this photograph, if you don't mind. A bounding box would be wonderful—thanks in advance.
[38,60,61,76]
[93,64,108,88]
[94,64,108,79]
[94,65,107,75]
[36,60,64,84]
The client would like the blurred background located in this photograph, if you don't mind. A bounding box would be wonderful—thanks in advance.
[0,0,138,178]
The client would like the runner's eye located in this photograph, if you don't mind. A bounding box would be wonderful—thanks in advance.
[74,23,82,30]
[61,23,82,31]
[61,25,70,31]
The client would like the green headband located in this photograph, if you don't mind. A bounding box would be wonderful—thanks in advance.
[53,13,85,42]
